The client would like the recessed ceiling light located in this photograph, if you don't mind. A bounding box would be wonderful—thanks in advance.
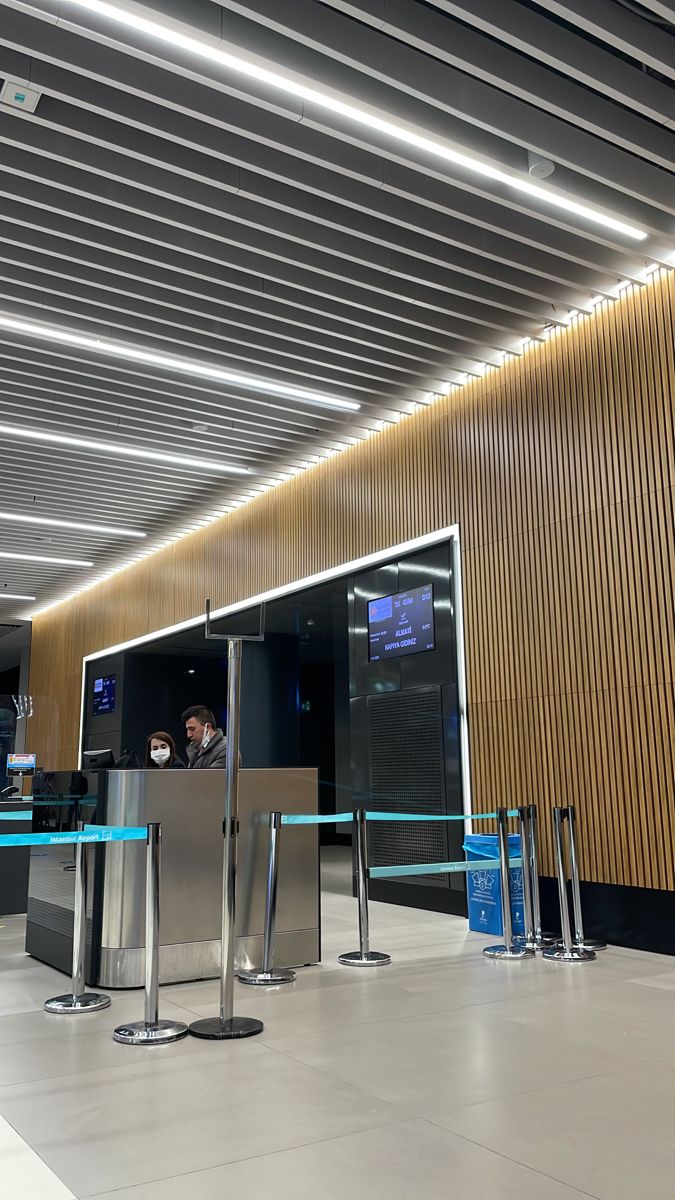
[60,0,647,242]
[0,592,36,601]
[0,421,249,476]
[0,550,93,566]
[0,512,146,539]
[0,314,360,413]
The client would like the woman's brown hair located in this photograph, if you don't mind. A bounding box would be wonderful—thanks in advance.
[145,730,178,768]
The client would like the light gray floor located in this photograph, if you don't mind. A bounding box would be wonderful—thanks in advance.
[2,848,675,1199]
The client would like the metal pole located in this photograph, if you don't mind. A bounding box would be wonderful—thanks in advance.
[114,823,188,1043]
[145,822,160,1025]
[518,807,536,951]
[190,639,263,1038]
[544,809,595,963]
[527,803,556,949]
[238,812,295,986]
[339,809,391,967]
[484,808,534,960]
[567,805,606,952]
[45,822,111,1013]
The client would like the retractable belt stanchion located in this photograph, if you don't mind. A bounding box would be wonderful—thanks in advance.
[527,803,556,949]
[339,808,391,967]
[565,804,606,953]
[114,823,189,1045]
[44,821,111,1014]
[190,639,263,1039]
[483,808,535,960]
[517,807,536,951]
[238,811,295,986]
[544,808,595,963]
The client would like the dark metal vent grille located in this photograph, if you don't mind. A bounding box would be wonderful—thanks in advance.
[368,688,447,887]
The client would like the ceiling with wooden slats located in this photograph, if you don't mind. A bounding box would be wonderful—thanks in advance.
[0,0,673,619]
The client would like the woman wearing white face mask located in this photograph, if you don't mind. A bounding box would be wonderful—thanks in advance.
[145,731,185,770]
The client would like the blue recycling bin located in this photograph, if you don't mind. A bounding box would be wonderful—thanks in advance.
[463,834,525,937]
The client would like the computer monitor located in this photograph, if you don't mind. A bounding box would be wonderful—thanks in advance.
[367,583,435,662]
[82,749,116,771]
[6,752,37,777]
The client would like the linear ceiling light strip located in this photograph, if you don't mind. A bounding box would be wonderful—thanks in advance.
[0,314,360,413]
[59,0,647,241]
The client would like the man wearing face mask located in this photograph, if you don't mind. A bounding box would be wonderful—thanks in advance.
[182,705,231,770]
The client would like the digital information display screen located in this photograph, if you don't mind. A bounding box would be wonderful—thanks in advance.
[7,752,36,776]
[368,583,435,662]
[93,674,116,716]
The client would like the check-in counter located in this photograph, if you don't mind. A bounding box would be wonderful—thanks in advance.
[25,767,320,987]
[0,798,33,915]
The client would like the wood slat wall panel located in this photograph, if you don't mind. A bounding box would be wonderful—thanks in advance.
[27,274,675,888]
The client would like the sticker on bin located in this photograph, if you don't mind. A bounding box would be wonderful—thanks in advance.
[463,833,524,938]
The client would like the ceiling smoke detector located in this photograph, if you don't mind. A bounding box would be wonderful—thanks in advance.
[0,79,41,113]
[527,150,556,180]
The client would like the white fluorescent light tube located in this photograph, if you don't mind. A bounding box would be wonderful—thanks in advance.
[0,550,93,566]
[0,512,146,538]
[0,592,36,601]
[0,421,249,476]
[0,314,360,413]
[60,0,646,242]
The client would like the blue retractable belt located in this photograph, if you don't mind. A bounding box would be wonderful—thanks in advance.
[282,809,518,825]
[365,810,519,822]
[369,856,522,880]
[0,810,33,821]
[0,824,147,848]
[281,812,354,825]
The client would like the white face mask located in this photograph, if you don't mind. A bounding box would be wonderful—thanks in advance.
[150,747,170,766]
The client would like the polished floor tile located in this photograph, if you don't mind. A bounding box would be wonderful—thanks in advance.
[0,1042,401,1197]
[89,1118,593,1200]
[440,1061,675,1200]
[2,849,675,1200]
[0,1114,75,1200]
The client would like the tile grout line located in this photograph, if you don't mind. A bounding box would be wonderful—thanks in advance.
[81,1112,422,1199]
[420,1111,605,1200]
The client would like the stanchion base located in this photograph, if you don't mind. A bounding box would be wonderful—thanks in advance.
[113,1019,189,1045]
[237,968,296,986]
[570,938,607,952]
[188,1016,264,1040]
[44,992,111,1014]
[533,932,559,949]
[338,951,391,967]
[544,945,596,963]
[483,944,535,960]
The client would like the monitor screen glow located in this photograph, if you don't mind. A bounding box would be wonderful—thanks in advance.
[7,752,36,776]
[92,674,116,717]
[368,583,435,662]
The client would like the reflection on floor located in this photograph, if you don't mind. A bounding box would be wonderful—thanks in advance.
[2,846,675,1199]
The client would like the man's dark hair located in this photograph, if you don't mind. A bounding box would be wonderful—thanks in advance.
[181,705,216,728]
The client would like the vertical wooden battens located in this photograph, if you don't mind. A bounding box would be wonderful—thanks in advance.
[27,274,675,889]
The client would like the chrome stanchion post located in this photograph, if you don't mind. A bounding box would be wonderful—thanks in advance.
[517,807,536,951]
[190,639,263,1038]
[238,812,295,986]
[484,808,534,960]
[114,823,188,1044]
[339,809,390,966]
[45,822,111,1013]
[567,805,606,952]
[527,803,556,949]
[544,808,595,963]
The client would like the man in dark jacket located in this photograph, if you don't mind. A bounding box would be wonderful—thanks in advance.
[182,705,230,769]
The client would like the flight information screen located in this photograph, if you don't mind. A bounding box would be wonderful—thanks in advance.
[368,583,435,662]
[93,674,116,716]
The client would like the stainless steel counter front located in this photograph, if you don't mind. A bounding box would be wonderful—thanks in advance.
[26,768,320,988]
